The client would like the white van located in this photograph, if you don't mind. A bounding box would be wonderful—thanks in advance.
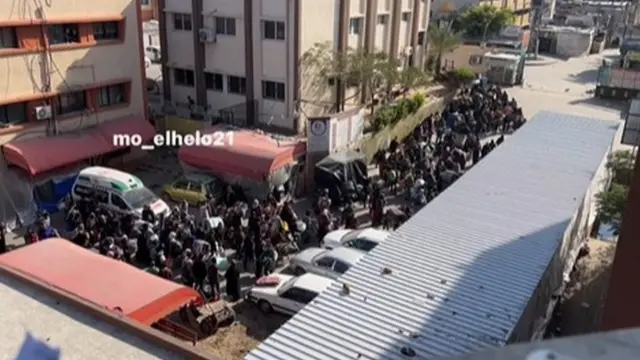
[71,166,170,218]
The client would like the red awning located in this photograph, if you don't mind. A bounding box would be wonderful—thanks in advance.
[0,238,202,325]
[178,127,306,180]
[2,116,156,176]
[3,128,111,177]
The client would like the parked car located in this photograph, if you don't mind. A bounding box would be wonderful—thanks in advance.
[322,228,390,252]
[145,45,161,62]
[245,273,333,315]
[162,174,223,206]
[290,247,366,279]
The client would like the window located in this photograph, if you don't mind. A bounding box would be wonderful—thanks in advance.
[94,190,109,204]
[469,55,483,65]
[349,18,363,35]
[73,185,93,198]
[290,288,319,304]
[0,103,26,126]
[140,0,150,4]
[121,188,158,209]
[262,81,285,101]
[48,24,80,44]
[263,20,285,40]
[215,17,236,36]
[174,68,195,87]
[315,257,334,269]
[55,91,86,115]
[227,75,246,95]
[93,22,119,41]
[98,84,126,108]
[111,194,129,210]
[173,13,192,31]
[74,185,108,203]
[333,261,350,274]
[173,180,190,189]
[357,239,378,251]
[377,15,389,25]
[205,72,224,91]
[0,27,18,48]
[402,12,411,22]
[281,288,306,302]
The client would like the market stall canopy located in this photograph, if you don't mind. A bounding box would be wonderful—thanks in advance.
[179,127,306,180]
[0,238,201,325]
[2,115,155,177]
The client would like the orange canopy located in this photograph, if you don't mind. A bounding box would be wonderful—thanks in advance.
[178,127,306,180]
[0,239,201,325]
[2,115,155,177]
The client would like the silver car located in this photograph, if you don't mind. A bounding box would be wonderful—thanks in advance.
[289,247,366,279]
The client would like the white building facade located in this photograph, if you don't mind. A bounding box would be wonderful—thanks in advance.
[159,0,431,133]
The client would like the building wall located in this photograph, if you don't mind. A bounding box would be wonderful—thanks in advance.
[141,0,160,21]
[298,0,337,126]
[556,30,594,58]
[441,44,489,72]
[0,0,146,146]
[161,0,431,133]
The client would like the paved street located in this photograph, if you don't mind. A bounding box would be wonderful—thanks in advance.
[509,51,624,122]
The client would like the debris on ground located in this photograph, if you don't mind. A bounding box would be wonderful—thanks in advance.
[547,239,616,337]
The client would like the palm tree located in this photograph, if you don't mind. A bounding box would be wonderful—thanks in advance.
[428,25,462,76]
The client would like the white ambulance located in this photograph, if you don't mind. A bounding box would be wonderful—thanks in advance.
[71,166,170,218]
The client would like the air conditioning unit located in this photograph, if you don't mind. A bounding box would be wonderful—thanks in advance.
[198,28,216,43]
[35,105,52,120]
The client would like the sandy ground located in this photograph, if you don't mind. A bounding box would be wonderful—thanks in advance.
[547,239,616,337]
[194,301,289,360]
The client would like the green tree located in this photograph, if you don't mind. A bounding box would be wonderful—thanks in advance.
[300,42,429,108]
[596,183,629,234]
[395,66,431,93]
[428,26,462,75]
[607,150,636,186]
[594,150,636,235]
[454,5,515,40]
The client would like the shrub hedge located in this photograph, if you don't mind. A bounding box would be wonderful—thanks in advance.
[372,93,426,131]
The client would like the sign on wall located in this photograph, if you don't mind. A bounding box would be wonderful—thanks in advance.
[307,108,364,153]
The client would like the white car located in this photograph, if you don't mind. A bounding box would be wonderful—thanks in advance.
[290,247,366,279]
[145,45,161,62]
[322,228,390,252]
[245,273,333,315]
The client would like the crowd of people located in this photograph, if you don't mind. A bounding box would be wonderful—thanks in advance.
[2,82,525,307]
[24,187,302,302]
[371,83,525,218]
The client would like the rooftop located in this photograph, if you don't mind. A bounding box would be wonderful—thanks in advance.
[246,111,618,360]
[0,272,182,360]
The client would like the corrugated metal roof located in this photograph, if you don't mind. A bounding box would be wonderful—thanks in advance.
[246,111,619,360]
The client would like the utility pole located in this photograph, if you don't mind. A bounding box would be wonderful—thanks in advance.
[35,7,55,135]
